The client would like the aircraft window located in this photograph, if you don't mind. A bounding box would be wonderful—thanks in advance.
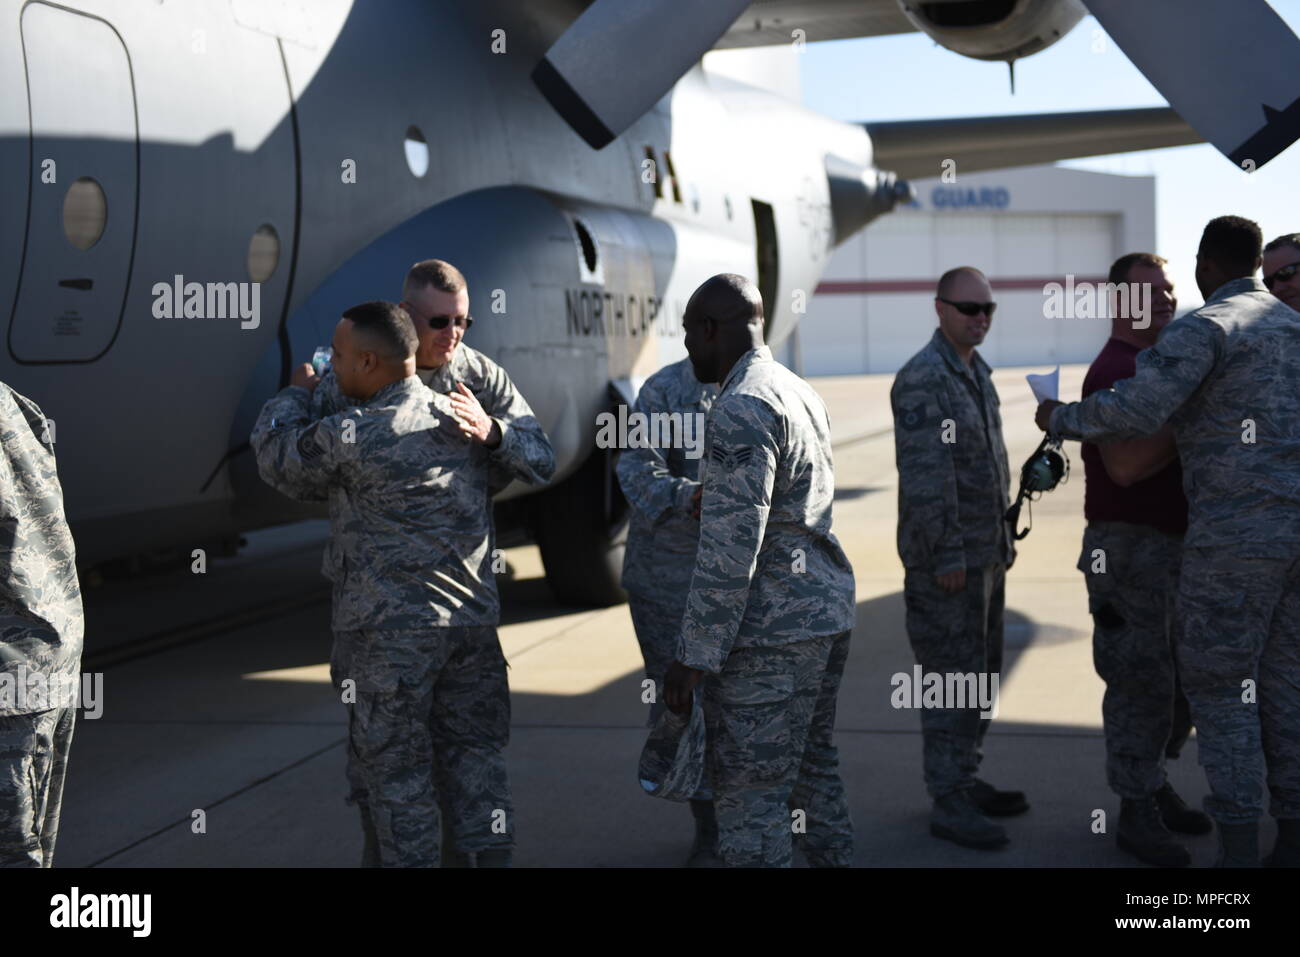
[404,126,429,178]
[662,151,682,204]
[724,195,734,220]
[644,146,662,199]
[63,176,107,251]
[689,183,700,214]
[572,218,598,274]
[247,224,280,282]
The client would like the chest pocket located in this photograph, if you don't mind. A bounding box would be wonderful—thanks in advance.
[945,377,997,482]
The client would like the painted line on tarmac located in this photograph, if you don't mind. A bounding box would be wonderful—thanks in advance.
[84,736,345,868]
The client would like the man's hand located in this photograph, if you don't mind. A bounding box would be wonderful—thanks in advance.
[291,363,320,392]
[1035,399,1062,433]
[664,660,703,715]
[449,382,501,448]
[690,486,702,521]
[937,568,966,594]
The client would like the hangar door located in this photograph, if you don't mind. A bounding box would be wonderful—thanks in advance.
[991,213,1117,368]
[801,211,1118,374]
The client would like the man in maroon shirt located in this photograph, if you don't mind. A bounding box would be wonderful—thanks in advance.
[1078,252,1213,867]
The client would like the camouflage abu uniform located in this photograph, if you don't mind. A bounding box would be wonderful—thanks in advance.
[1080,523,1185,798]
[0,382,83,868]
[1078,338,1192,801]
[312,344,554,861]
[677,346,856,867]
[254,373,554,866]
[891,328,1014,800]
[314,342,553,507]
[414,344,553,497]
[1050,277,1300,825]
[616,357,716,733]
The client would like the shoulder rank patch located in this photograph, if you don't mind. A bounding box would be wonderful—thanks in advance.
[297,423,325,462]
[1145,351,1179,369]
[709,444,754,471]
[898,404,927,431]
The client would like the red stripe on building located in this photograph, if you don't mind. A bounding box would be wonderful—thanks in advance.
[816,276,1111,294]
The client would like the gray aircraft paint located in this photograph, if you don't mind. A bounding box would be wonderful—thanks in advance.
[0,0,1228,583]
[0,0,871,564]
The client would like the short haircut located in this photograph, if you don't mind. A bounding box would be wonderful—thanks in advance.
[1108,252,1167,286]
[1264,233,1300,256]
[342,301,417,360]
[1198,216,1262,273]
[688,273,764,325]
[404,259,466,298]
[936,266,988,299]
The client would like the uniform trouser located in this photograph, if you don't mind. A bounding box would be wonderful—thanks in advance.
[1080,522,1189,799]
[903,563,1005,800]
[1168,683,1195,759]
[704,632,854,868]
[628,593,684,729]
[331,627,513,867]
[0,707,76,868]
[629,593,712,803]
[1176,548,1300,824]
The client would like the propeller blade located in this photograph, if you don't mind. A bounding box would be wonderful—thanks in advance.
[1085,0,1300,169]
[865,107,1199,179]
[532,0,751,149]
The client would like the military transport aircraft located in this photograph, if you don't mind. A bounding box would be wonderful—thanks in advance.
[2,0,1297,606]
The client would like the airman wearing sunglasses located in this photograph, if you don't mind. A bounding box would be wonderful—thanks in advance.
[310,260,555,867]
[399,260,553,472]
[890,265,1024,851]
[1262,233,1300,313]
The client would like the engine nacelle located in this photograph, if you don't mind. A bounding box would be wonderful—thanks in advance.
[896,0,1086,62]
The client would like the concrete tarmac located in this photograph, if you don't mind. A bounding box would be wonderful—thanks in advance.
[54,364,1250,868]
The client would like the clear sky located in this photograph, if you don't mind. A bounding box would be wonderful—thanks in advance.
[799,1,1300,307]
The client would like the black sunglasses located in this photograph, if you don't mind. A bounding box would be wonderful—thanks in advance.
[428,314,473,330]
[938,297,997,317]
[1264,262,1300,290]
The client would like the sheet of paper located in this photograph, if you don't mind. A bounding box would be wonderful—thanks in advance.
[1026,367,1059,403]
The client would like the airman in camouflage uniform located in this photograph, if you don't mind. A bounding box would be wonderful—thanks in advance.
[254,302,554,868]
[315,259,553,500]
[891,266,1025,851]
[0,382,83,868]
[664,274,856,869]
[616,357,717,863]
[400,260,552,496]
[313,263,556,865]
[1041,217,1300,867]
